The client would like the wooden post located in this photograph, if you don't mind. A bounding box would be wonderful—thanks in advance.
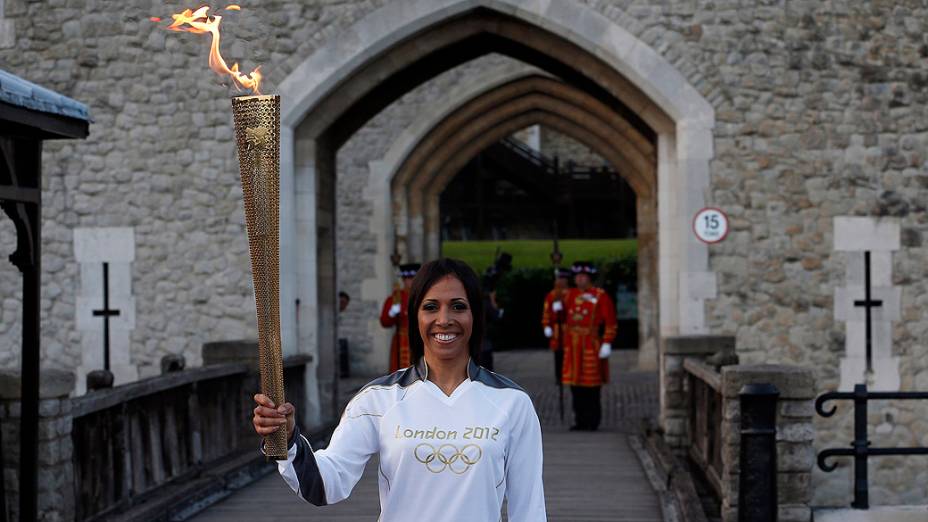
[187,383,203,468]
[147,408,165,484]
[0,400,5,522]
[163,400,181,477]
[130,412,145,495]
[8,139,43,522]
[115,403,132,506]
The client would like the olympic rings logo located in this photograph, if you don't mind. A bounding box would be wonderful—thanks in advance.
[414,443,482,474]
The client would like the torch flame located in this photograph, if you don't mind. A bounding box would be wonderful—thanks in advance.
[166,6,262,95]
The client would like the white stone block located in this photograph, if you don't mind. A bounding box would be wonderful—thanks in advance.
[73,227,135,263]
[833,217,900,252]
[677,125,715,162]
[839,356,867,391]
[0,19,14,49]
[107,262,133,297]
[872,287,901,322]
[78,263,102,297]
[109,330,132,365]
[293,164,315,194]
[678,297,708,334]
[815,506,928,522]
[835,286,901,322]
[838,327,899,391]
[843,251,863,285]
[844,251,893,286]
[684,237,709,271]
[680,271,717,300]
[75,295,136,331]
[79,334,103,371]
[869,251,893,286]
[871,320,893,360]
[871,357,901,392]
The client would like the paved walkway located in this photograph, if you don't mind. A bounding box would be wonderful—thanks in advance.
[191,350,662,521]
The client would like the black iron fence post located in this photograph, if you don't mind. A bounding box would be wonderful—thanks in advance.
[0,397,5,522]
[852,384,869,509]
[739,383,780,522]
[338,338,350,378]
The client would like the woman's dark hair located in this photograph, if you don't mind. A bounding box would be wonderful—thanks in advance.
[407,258,485,364]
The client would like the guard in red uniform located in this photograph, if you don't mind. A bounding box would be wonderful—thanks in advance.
[542,267,572,379]
[562,261,617,431]
[380,263,419,373]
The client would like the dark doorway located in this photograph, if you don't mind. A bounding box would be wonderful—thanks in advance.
[440,134,637,242]
[439,127,639,351]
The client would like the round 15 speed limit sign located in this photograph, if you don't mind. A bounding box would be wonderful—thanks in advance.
[692,208,729,244]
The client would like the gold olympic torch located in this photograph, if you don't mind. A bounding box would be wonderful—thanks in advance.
[161,6,287,459]
[231,95,288,459]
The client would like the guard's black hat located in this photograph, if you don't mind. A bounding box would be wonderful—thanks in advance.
[555,267,572,279]
[571,260,597,275]
[399,263,421,278]
[496,252,513,271]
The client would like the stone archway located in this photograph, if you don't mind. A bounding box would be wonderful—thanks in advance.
[276,0,715,426]
[365,74,658,373]
[399,77,655,256]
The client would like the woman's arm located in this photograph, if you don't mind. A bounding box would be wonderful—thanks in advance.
[505,394,547,521]
[253,394,379,506]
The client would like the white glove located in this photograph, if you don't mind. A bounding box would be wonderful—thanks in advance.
[598,343,612,359]
[388,303,401,318]
[544,326,553,338]
[552,300,563,312]
[497,308,504,319]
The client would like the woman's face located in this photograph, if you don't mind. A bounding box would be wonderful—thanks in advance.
[418,275,473,362]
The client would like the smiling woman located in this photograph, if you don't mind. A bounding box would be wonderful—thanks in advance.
[253,258,546,521]
[408,259,483,377]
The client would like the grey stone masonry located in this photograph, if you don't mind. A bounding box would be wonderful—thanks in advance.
[719,365,816,522]
[201,339,260,369]
[2,0,928,505]
[0,369,75,522]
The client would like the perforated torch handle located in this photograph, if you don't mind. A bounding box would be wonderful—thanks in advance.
[231,94,288,460]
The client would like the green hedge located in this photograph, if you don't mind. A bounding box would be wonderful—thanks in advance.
[441,239,637,274]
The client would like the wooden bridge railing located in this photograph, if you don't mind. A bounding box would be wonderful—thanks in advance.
[70,355,310,521]
[683,358,723,501]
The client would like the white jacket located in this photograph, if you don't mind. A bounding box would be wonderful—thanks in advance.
[276,358,547,521]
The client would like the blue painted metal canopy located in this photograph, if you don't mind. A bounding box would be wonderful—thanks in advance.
[0,68,91,121]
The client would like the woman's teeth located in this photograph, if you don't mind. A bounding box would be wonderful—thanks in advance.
[433,333,458,343]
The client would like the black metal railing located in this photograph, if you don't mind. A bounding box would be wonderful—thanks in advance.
[816,383,928,509]
[497,137,557,173]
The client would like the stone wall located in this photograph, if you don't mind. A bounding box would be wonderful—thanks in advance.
[539,127,608,168]
[1,0,928,505]
[0,369,75,522]
[718,365,816,522]
[690,0,928,504]
[0,0,399,382]
[0,218,20,371]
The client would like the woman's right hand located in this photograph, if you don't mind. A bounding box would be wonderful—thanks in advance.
[253,393,296,441]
